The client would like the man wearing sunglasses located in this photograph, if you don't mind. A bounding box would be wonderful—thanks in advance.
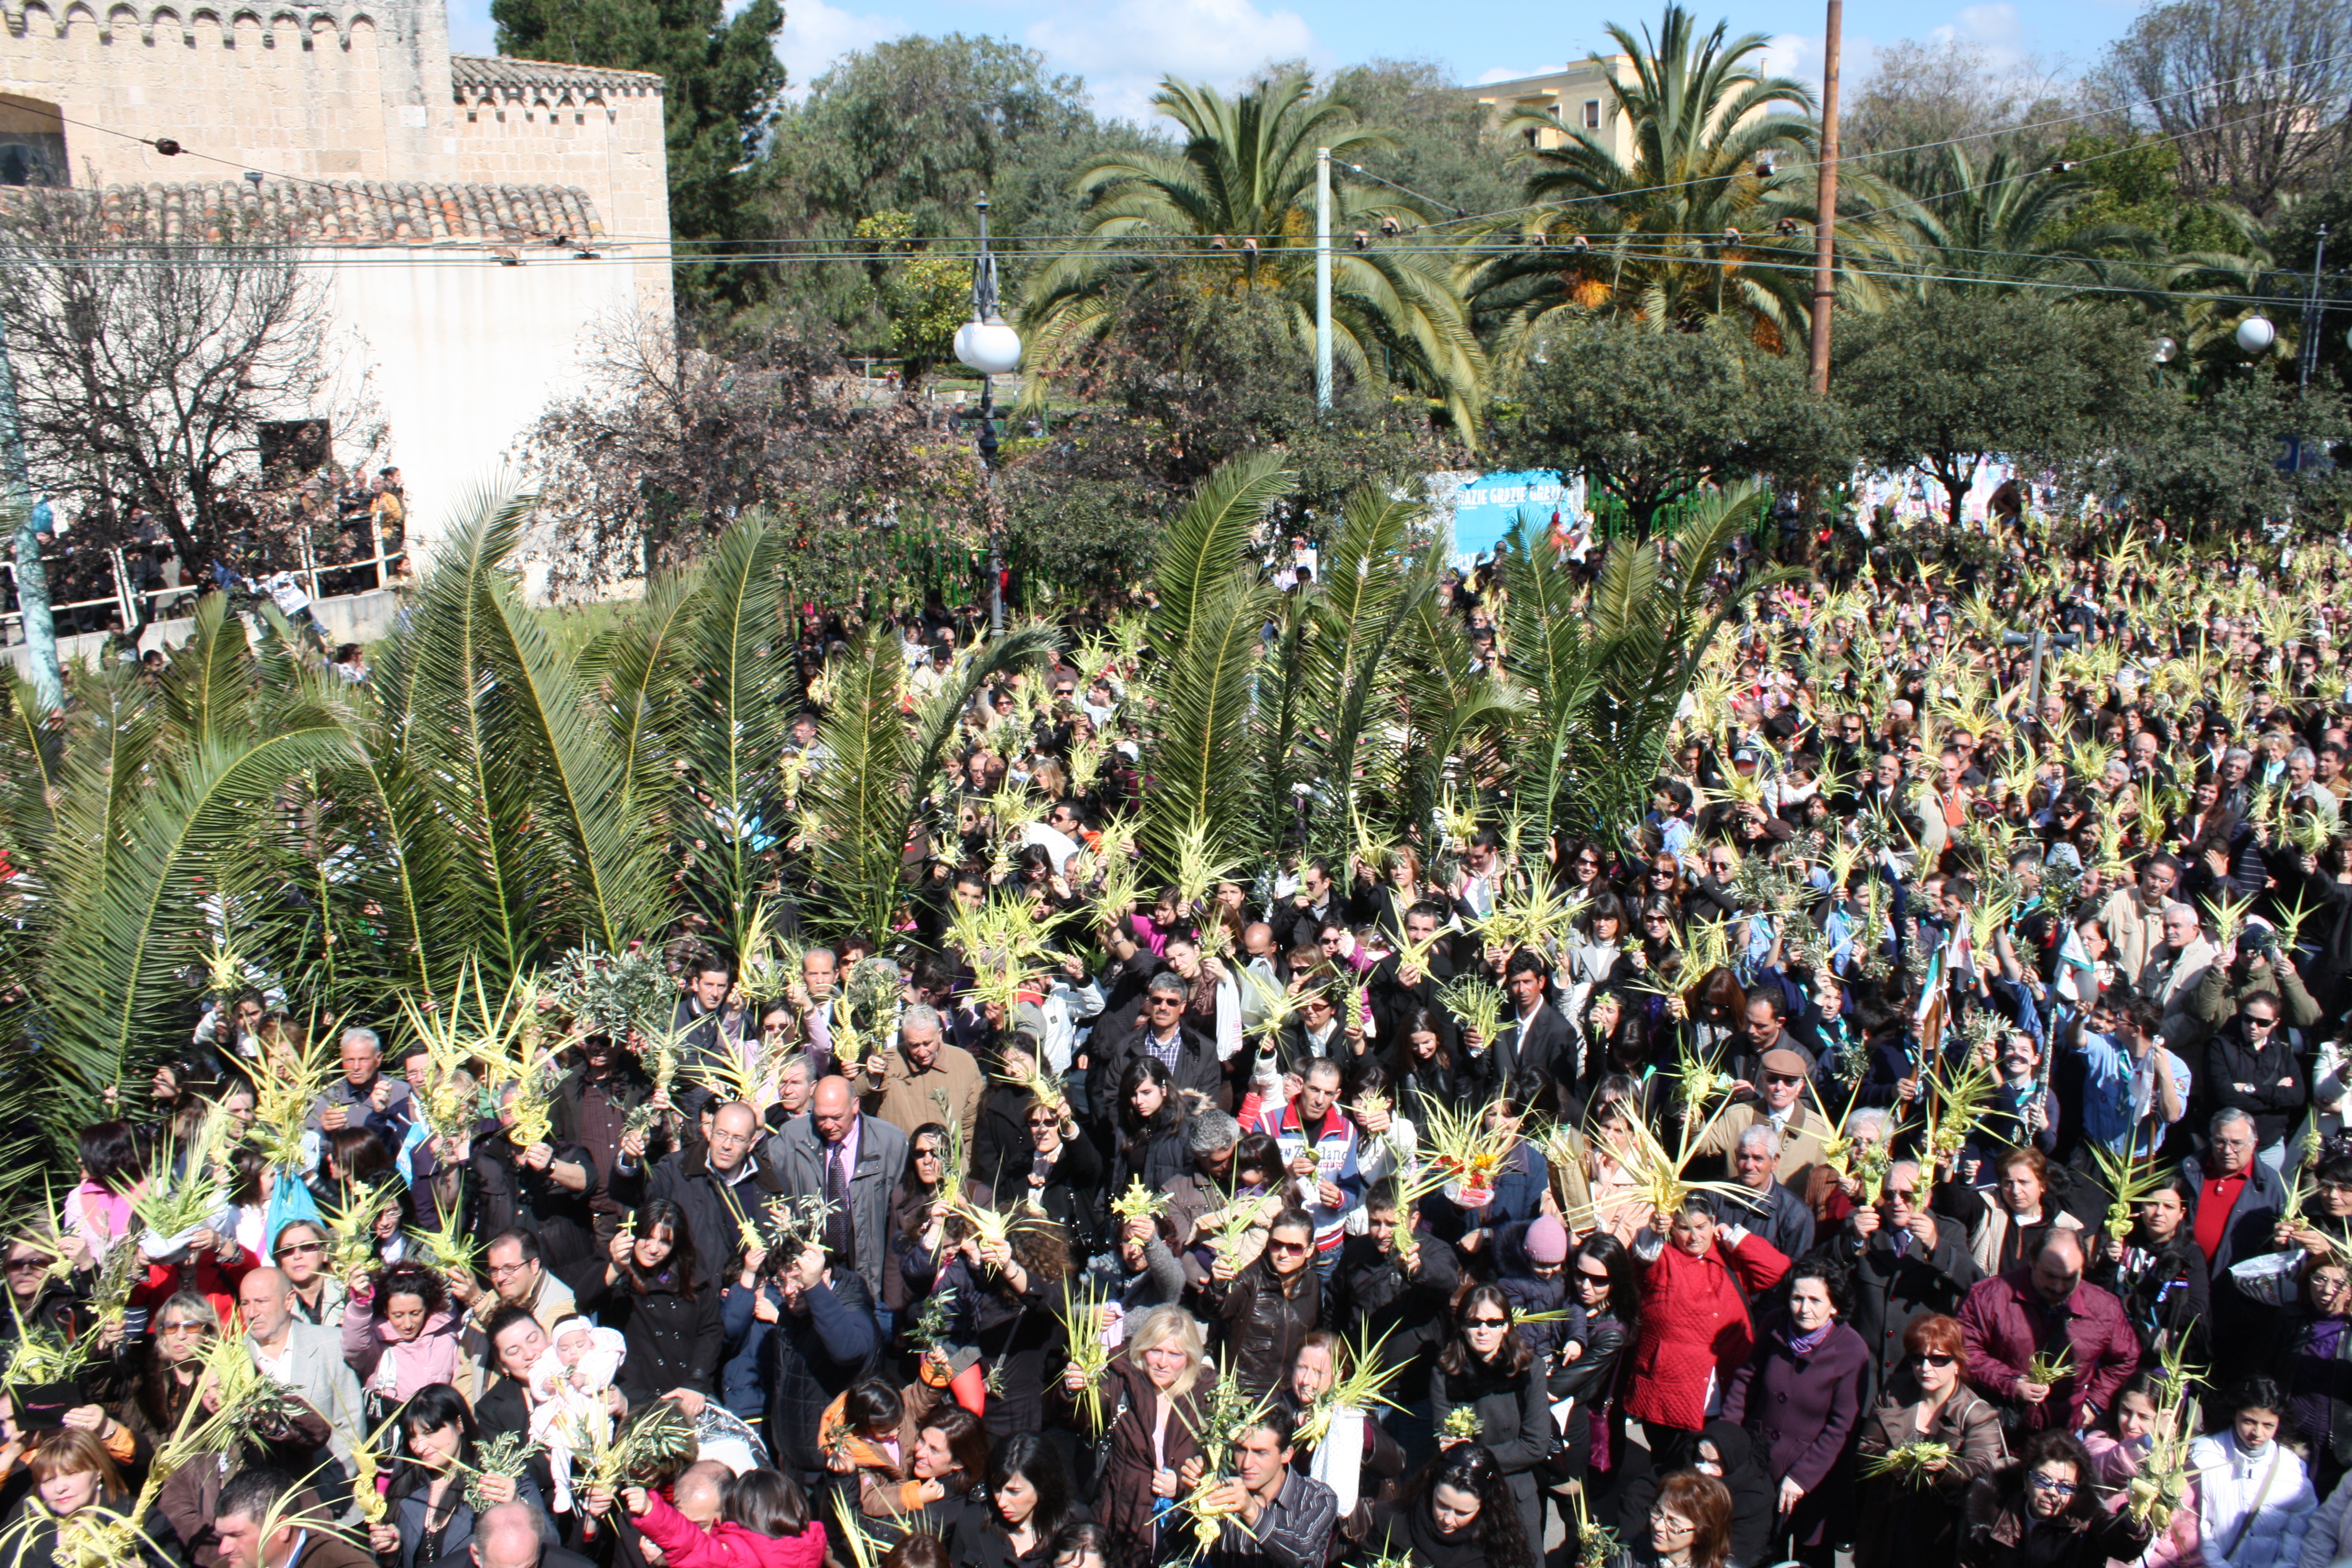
[1694,1037,1831,1191]
[1842,1157,1980,1385]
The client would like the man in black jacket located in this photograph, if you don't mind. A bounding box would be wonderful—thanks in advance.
[1324,1186,1460,1354]
[1368,902,1456,1044]
[612,1102,785,1292]
[547,1035,657,1246]
[761,1243,881,1493]
[1091,973,1223,1108]
[1842,1157,1980,1387]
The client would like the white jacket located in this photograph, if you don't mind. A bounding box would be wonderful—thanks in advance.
[2193,1432,2314,1568]
[2301,1468,2352,1568]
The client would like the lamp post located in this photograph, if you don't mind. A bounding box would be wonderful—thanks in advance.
[952,194,1021,635]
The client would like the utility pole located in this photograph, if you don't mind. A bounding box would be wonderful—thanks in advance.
[1315,147,1333,412]
[1807,0,1843,397]
[2293,225,2330,473]
[0,317,59,711]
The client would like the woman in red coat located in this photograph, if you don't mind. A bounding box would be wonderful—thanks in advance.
[1723,1255,1874,1566]
[1624,1199,1790,1438]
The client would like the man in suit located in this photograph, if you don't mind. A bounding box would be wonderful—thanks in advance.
[236,1268,364,1488]
[1499,948,1575,1112]
[767,1075,908,1313]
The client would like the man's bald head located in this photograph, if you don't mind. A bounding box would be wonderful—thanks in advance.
[672,1461,730,1525]
[237,1267,293,1340]
[812,1076,856,1144]
[471,1501,546,1568]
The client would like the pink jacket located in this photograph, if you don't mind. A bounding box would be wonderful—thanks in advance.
[635,1494,827,1568]
[340,1297,468,1401]
[2084,1431,2203,1568]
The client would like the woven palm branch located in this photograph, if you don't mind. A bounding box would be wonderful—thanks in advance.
[1058,1275,1119,1433]
[1436,974,1506,1050]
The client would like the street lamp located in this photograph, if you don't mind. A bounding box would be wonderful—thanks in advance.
[953,194,1020,634]
[2235,315,2277,355]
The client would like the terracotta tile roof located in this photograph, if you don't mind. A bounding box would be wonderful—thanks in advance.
[450,53,664,101]
[77,181,607,247]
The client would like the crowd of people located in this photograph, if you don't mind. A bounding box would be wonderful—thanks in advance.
[13,512,2352,1568]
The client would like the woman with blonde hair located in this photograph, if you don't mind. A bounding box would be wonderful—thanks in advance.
[1061,1304,1214,1568]
[12,1427,132,1567]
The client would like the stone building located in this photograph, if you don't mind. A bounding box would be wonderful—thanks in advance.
[0,0,671,562]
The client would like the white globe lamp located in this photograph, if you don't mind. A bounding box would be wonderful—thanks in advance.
[955,317,1022,375]
[2234,316,2276,355]
[2152,336,2177,363]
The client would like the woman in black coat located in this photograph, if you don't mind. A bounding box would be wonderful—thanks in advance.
[998,1099,1102,1251]
[1108,1057,1190,1200]
[946,1431,1087,1568]
[1551,1234,1640,1484]
[592,1199,724,1402]
[1428,1283,1549,1558]
[1362,1444,1534,1568]
[1202,1208,1320,1402]
[1959,1431,2152,1568]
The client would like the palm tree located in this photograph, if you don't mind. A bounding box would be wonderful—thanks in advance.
[1019,72,1487,435]
[1875,146,2163,304]
[1464,4,1896,356]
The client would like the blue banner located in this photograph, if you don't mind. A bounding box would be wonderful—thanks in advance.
[1445,470,1583,568]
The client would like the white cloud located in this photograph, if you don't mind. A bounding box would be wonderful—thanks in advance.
[1930,2,2027,66]
[1472,62,1567,86]
[1027,0,1317,122]
[776,0,910,96]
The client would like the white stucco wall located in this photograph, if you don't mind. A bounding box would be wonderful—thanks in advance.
[319,244,639,572]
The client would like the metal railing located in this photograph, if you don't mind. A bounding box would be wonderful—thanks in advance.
[1,530,405,644]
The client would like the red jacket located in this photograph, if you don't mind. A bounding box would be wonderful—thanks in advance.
[128,1242,257,1331]
[1624,1230,1790,1433]
[635,1493,827,1568]
[1957,1267,2140,1433]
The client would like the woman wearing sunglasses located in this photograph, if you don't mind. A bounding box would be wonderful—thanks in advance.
[1430,1284,1548,1558]
[1853,1314,2006,1568]
[1958,1430,2149,1568]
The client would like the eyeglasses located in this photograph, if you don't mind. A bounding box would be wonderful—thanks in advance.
[1267,1239,1311,1256]
[1466,1315,1509,1328]
[1912,1352,1956,1367]
[2027,1474,2078,1496]
[487,1262,532,1280]
[157,1320,209,1335]
[1763,1072,1802,1086]
[4,1258,45,1273]
[1576,1268,1612,1283]
[2244,1015,2278,1028]
[274,1241,325,1258]
[1026,1118,1059,1129]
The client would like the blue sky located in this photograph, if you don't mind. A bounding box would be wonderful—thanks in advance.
[445,0,2143,127]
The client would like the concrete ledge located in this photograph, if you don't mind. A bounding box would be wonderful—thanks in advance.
[3,587,404,680]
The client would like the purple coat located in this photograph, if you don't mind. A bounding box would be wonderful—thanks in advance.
[1722,1314,1874,1549]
